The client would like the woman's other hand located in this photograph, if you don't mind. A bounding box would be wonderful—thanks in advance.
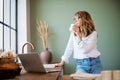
[55,60,65,67]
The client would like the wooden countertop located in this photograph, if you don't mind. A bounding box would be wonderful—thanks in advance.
[11,67,62,80]
[61,75,74,80]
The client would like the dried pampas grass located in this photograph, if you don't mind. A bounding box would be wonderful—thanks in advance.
[37,20,52,49]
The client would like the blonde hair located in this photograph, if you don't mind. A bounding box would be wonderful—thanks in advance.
[74,11,96,37]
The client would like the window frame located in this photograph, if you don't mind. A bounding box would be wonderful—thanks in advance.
[0,0,18,53]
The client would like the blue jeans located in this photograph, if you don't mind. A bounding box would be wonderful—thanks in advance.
[76,56,102,74]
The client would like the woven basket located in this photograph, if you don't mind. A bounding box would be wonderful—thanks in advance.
[0,58,15,64]
[0,63,21,79]
[0,68,21,79]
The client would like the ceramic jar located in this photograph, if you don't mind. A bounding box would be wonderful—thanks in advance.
[40,48,52,64]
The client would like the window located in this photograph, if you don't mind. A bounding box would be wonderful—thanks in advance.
[0,0,18,53]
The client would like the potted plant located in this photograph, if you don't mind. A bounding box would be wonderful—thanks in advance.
[37,20,52,64]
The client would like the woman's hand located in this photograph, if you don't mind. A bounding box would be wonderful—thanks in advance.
[71,23,80,32]
[75,31,82,40]
[73,18,82,31]
[55,60,65,67]
[70,23,82,40]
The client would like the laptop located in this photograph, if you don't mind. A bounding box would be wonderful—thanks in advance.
[18,53,60,73]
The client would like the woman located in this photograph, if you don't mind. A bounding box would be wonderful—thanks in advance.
[55,11,102,74]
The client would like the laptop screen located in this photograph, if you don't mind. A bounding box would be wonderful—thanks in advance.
[18,53,46,73]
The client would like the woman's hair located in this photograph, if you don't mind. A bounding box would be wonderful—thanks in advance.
[74,11,96,37]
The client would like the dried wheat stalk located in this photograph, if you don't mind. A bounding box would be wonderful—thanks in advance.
[37,20,49,49]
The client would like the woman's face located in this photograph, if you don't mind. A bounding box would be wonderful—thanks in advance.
[74,16,82,27]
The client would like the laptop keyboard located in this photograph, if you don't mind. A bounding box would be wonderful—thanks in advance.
[43,64,55,68]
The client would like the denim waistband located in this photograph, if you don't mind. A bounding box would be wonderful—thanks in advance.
[76,56,100,62]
